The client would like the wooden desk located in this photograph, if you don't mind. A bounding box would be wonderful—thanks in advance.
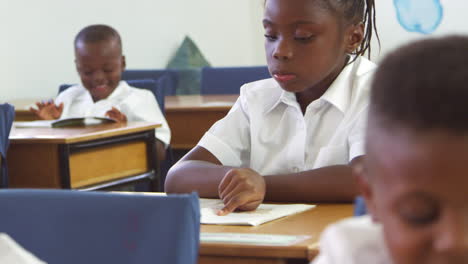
[165,95,237,149]
[200,203,353,264]
[11,95,238,150]
[8,122,161,190]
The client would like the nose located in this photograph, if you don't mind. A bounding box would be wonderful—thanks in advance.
[92,70,105,83]
[434,213,468,256]
[273,38,293,61]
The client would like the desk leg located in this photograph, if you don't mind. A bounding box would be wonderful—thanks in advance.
[59,144,71,189]
[146,130,159,192]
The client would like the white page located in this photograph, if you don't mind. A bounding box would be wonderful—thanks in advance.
[0,233,47,264]
[14,120,54,128]
[200,198,315,226]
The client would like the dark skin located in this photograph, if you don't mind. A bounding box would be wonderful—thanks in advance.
[166,0,365,214]
[356,117,468,263]
[31,38,166,160]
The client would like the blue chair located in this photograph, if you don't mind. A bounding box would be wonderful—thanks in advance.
[354,196,367,216]
[200,66,270,94]
[0,104,15,188]
[122,70,178,96]
[0,189,200,264]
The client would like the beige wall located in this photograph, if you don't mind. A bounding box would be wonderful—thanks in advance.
[1,0,266,101]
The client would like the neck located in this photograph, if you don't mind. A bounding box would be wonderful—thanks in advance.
[295,56,348,114]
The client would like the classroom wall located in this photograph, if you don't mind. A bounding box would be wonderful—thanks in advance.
[2,0,467,102]
[0,0,267,101]
[371,0,467,61]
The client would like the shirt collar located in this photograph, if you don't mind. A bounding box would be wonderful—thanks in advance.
[78,80,128,102]
[264,56,365,115]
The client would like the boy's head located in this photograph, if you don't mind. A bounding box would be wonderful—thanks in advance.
[263,0,377,94]
[74,24,126,102]
[358,36,468,263]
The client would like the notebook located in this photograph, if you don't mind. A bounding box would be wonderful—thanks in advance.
[0,233,47,264]
[200,198,315,226]
[14,117,115,128]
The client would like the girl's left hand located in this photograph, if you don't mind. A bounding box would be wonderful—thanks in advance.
[105,107,127,123]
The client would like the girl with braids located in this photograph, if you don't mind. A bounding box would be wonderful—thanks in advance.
[166,0,378,215]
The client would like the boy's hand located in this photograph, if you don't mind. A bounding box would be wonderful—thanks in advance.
[30,101,63,120]
[217,168,266,216]
[105,107,127,123]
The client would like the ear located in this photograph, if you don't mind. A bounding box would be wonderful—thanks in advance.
[344,22,365,54]
[121,55,126,71]
[353,158,380,222]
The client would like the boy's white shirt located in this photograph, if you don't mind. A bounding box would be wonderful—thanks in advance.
[55,80,171,145]
[312,216,392,264]
[198,57,376,175]
[0,233,47,264]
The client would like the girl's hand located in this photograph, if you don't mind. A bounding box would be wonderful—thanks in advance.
[105,107,127,123]
[217,168,266,216]
[30,101,63,120]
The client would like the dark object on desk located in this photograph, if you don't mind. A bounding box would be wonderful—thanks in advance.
[0,189,200,264]
[200,66,270,95]
[0,103,14,188]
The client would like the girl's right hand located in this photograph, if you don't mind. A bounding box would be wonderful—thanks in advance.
[30,101,64,120]
[217,168,266,216]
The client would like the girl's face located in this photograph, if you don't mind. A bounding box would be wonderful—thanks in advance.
[361,125,468,264]
[263,0,361,94]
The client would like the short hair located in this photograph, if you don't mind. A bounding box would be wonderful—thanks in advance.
[370,35,468,133]
[74,24,122,51]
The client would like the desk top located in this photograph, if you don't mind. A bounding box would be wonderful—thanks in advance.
[9,122,161,144]
[200,203,353,260]
[10,95,239,114]
[165,95,238,112]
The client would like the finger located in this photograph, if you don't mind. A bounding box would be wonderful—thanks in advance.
[221,182,246,205]
[217,192,250,216]
[218,169,236,197]
[237,200,263,211]
[57,103,64,111]
[220,175,243,200]
[29,107,38,114]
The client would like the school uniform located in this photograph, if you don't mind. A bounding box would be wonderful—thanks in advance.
[197,57,376,175]
[55,80,171,146]
[312,216,392,264]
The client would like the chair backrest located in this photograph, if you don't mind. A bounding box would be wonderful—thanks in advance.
[200,66,270,95]
[59,79,166,113]
[354,196,367,216]
[0,189,200,264]
[122,70,178,96]
[0,104,15,188]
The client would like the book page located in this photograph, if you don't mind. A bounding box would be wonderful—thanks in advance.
[0,233,47,264]
[200,198,315,226]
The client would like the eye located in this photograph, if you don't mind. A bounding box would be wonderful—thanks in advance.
[294,35,315,43]
[398,196,440,227]
[264,34,277,41]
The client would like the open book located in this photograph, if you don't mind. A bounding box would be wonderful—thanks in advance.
[200,198,315,226]
[15,117,115,128]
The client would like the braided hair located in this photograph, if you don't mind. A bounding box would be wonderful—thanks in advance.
[325,0,380,59]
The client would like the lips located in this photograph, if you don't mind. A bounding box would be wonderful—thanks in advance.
[273,72,297,83]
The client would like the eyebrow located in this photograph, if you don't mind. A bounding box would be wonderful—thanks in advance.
[262,19,318,26]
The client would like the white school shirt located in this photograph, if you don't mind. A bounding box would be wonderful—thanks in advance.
[55,81,171,145]
[197,57,376,175]
[312,216,392,264]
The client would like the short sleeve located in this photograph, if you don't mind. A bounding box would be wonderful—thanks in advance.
[347,106,368,162]
[198,95,250,167]
[121,89,171,146]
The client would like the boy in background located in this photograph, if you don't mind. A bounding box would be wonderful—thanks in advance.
[31,25,170,160]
